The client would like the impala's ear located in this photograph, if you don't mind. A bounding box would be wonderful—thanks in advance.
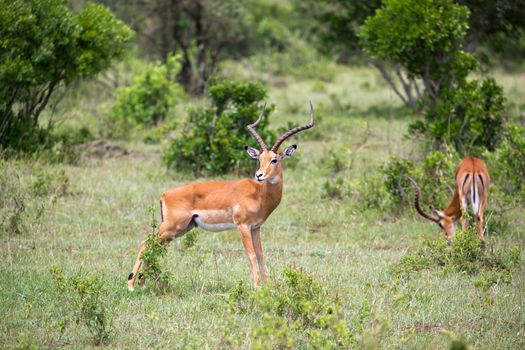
[280,144,297,159]
[245,146,260,159]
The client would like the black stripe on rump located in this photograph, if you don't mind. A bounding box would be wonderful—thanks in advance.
[462,173,470,190]
[478,174,484,190]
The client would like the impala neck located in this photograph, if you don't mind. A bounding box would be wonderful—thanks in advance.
[443,190,462,220]
[258,166,283,213]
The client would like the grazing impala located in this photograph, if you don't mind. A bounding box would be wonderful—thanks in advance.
[127,102,315,291]
[408,157,490,242]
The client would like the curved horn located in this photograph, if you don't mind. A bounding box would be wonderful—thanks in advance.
[270,101,315,152]
[246,103,268,151]
[406,176,440,223]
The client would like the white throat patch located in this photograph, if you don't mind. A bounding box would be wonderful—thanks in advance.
[268,176,279,184]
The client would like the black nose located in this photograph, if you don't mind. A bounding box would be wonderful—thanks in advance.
[256,173,263,178]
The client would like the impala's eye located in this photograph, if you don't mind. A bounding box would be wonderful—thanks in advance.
[271,159,278,164]
[438,223,444,229]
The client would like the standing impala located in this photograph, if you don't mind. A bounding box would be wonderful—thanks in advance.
[128,103,315,291]
[408,157,490,242]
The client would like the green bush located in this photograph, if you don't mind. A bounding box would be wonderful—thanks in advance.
[381,157,415,208]
[227,266,354,348]
[0,0,133,152]
[382,149,459,212]
[321,145,351,199]
[112,55,184,134]
[350,174,389,210]
[483,124,525,202]
[163,80,274,175]
[320,146,389,210]
[141,206,172,294]
[392,227,519,288]
[410,78,507,155]
[50,265,112,345]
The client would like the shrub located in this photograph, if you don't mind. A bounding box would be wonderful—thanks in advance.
[50,265,112,345]
[141,206,172,294]
[320,146,389,210]
[112,55,184,134]
[349,174,389,210]
[163,80,274,175]
[392,227,519,288]
[381,149,459,212]
[409,78,507,155]
[381,157,415,208]
[0,0,133,152]
[227,266,354,348]
[483,124,525,202]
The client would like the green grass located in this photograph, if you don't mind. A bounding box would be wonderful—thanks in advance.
[1,65,524,349]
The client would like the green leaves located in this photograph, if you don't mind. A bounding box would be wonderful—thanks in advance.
[163,80,274,175]
[411,78,506,155]
[227,266,354,349]
[359,0,471,80]
[0,0,133,150]
[112,55,184,130]
[74,3,134,78]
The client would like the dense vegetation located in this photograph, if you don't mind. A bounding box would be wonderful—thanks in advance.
[1,0,524,348]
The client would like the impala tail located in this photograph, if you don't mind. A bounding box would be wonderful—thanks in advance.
[471,172,487,216]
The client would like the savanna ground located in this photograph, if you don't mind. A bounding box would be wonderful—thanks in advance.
[1,64,524,349]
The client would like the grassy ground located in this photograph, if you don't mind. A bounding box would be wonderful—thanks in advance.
[1,65,524,349]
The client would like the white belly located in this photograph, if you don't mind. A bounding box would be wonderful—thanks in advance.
[192,209,236,232]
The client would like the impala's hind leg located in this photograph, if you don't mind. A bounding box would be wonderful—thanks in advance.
[129,214,195,291]
[476,181,487,241]
[128,240,146,291]
[458,173,471,231]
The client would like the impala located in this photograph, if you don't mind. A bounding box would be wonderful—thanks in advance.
[127,102,315,291]
[407,157,490,242]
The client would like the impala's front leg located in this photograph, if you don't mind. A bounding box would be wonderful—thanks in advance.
[238,224,260,288]
[457,188,468,231]
[251,226,267,285]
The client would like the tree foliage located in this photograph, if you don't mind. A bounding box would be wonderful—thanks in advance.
[0,0,133,151]
[359,0,476,105]
[459,0,525,65]
[108,0,252,95]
